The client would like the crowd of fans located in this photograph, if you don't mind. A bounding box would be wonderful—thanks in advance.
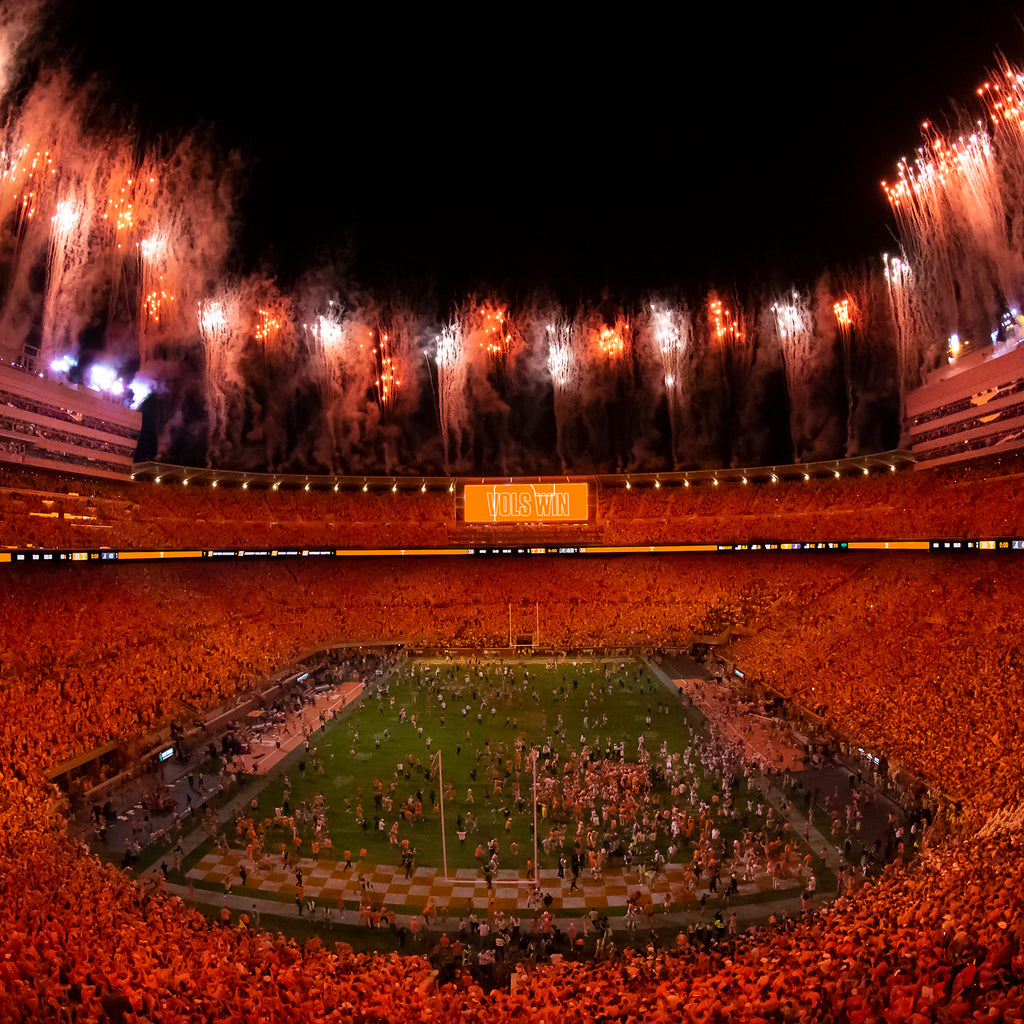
[1,776,1021,1021]
[0,462,1023,1020]
[736,557,1024,818]
[4,452,1024,551]
[2,552,1023,816]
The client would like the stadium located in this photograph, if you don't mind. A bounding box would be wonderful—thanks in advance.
[2,451,1024,1021]
[2,4,1024,1022]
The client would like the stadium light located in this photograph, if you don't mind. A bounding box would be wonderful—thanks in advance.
[155,476,162,484]
[242,482,248,490]
[833,471,841,479]
[182,478,189,486]
[304,483,310,491]
[654,478,661,489]
[683,479,690,487]
[421,482,427,493]
[211,479,218,488]
[625,479,631,489]
[713,478,719,486]
[392,482,398,493]
[741,477,747,485]
[803,474,810,481]
[272,482,280,491]
[333,483,339,492]
[362,481,368,492]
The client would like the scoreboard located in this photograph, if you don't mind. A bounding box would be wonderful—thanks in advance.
[463,482,589,524]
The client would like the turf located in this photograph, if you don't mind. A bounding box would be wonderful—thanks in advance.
[232,658,764,881]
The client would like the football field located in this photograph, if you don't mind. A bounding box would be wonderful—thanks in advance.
[240,657,762,882]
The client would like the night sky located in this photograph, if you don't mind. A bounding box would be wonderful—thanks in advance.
[35,3,1024,304]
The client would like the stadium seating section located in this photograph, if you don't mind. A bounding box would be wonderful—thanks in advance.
[3,454,1024,550]
[1,459,1023,1021]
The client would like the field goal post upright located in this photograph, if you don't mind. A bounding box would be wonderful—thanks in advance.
[531,747,539,882]
[433,749,448,880]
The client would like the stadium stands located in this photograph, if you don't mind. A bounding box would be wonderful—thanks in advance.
[4,453,1024,551]
[1,464,1023,1021]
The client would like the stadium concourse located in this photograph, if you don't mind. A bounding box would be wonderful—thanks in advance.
[0,460,1023,1020]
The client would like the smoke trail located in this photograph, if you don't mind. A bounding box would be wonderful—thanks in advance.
[0,0,46,100]
[882,251,932,427]
[544,312,581,469]
[645,301,693,467]
[699,291,754,464]
[197,288,244,466]
[307,299,346,378]
[305,297,387,472]
[433,320,465,471]
[372,303,423,472]
[0,71,85,337]
[40,188,85,359]
[460,297,515,473]
[772,288,814,459]
[571,311,635,471]
[139,135,240,348]
[836,264,900,454]
[295,274,425,474]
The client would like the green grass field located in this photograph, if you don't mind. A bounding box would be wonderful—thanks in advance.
[229,658,764,882]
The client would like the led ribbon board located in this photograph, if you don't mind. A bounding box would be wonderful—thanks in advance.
[463,482,589,523]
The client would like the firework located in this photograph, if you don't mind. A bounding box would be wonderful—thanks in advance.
[198,292,243,466]
[16,12,1024,476]
[769,291,813,455]
[307,300,348,396]
[833,297,856,341]
[883,252,927,403]
[546,322,577,390]
[709,297,743,346]
[135,136,239,346]
[884,64,1024,365]
[649,303,693,466]
[772,293,812,358]
[305,300,346,468]
[0,145,57,238]
[198,298,235,365]
[708,292,754,388]
[101,169,137,250]
[40,190,87,360]
[373,329,400,416]
[542,315,581,468]
[371,305,420,431]
[595,323,627,360]
[829,266,891,456]
[476,301,511,361]
[254,306,285,352]
[434,321,467,470]
[138,230,177,356]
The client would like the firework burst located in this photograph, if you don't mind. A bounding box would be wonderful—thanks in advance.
[649,303,692,465]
